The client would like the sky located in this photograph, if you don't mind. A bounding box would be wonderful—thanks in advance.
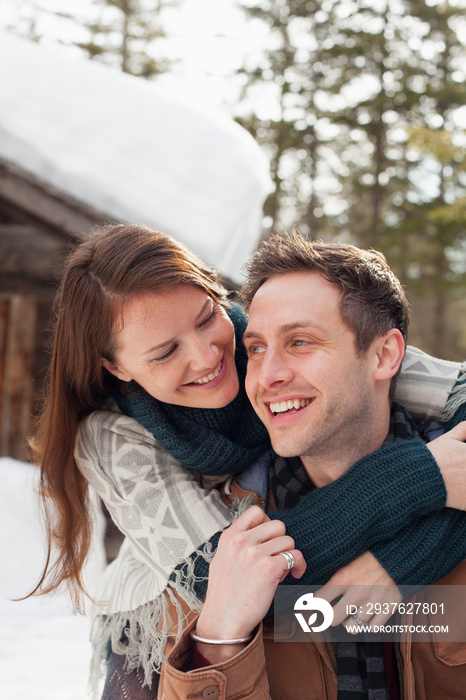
[160,0,269,108]
[1,0,268,112]
[3,0,466,123]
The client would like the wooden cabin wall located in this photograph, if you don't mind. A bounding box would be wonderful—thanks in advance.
[0,158,109,460]
[0,224,68,458]
[0,294,37,459]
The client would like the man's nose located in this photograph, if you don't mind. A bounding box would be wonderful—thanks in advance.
[258,347,294,389]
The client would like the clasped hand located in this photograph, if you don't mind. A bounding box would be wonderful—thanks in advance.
[195,506,306,662]
[317,551,402,633]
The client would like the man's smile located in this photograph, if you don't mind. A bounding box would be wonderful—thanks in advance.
[266,397,313,417]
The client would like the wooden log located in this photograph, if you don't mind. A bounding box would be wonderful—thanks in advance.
[0,223,66,282]
[0,156,110,242]
[0,294,37,461]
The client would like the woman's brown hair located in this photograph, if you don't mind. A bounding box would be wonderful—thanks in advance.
[29,224,228,610]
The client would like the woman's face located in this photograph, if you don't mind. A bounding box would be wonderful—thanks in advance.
[102,285,239,409]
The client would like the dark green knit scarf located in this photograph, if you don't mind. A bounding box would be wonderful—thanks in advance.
[113,303,270,475]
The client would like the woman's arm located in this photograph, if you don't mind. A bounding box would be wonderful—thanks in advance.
[194,507,305,662]
[77,389,465,596]
[368,401,466,587]
[269,437,447,585]
[372,508,466,586]
[394,345,464,421]
[180,412,466,602]
[75,409,233,581]
[159,619,271,700]
[292,401,466,630]
[269,396,466,587]
[76,408,437,588]
[315,505,466,632]
[159,507,305,700]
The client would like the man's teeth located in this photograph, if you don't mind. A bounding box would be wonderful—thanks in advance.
[269,399,311,415]
[193,361,222,384]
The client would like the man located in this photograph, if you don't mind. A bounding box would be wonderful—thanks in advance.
[159,232,466,699]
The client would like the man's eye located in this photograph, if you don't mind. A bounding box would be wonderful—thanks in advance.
[248,345,266,355]
[293,339,308,347]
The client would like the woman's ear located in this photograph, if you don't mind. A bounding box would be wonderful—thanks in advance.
[101,357,132,382]
[373,329,405,382]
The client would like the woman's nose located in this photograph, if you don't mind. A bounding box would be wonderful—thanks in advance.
[189,334,219,371]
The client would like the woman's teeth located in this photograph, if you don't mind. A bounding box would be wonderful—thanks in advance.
[269,398,311,415]
[193,361,222,384]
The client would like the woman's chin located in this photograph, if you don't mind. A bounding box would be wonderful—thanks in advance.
[193,376,240,409]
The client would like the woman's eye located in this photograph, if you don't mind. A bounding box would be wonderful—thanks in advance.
[152,346,177,363]
[200,306,218,326]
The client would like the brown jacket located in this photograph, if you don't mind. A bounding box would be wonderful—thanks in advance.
[159,480,466,700]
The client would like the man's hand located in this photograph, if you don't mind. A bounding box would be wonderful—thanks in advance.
[195,506,306,662]
[427,421,466,511]
[317,551,401,633]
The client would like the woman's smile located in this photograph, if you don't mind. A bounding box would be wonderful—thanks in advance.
[190,357,225,385]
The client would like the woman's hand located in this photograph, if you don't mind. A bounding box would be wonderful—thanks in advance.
[195,505,306,662]
[427,421,466,511]
[317,551,402,633]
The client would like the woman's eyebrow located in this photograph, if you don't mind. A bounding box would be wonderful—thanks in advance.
[142,338,176,356]
[195,297,212,320]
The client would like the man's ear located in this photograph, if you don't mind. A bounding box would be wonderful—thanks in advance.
[101,357,132,382]
[373,329,405,381]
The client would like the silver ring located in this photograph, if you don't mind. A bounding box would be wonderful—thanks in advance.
[280,550,296,571]
[352,613,366,630]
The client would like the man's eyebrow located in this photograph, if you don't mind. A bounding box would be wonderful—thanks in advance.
[142,298,212,356]
[243,329,260,342]
[280,321,326,334]
[243,321,325,341]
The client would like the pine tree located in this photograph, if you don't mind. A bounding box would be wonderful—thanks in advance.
[237,0,466,357]
[394,126,466,358]
[1,0,44,43]
[236,0,342,234]
[1,0,180,80]
[335,0,466,357]
[74,0,177,78]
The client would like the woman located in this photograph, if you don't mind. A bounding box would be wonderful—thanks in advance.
[29,224,466,698]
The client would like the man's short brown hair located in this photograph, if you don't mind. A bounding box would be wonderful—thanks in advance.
[242,230,409,355]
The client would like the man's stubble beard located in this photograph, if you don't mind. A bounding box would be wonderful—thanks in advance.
[291,371,377,470]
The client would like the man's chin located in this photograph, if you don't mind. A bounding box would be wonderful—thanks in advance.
[270,439,300,458]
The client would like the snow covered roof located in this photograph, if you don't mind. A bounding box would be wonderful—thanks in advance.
[0,32,271,282]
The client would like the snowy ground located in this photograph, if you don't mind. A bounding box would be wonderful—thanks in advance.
[0,458,106,700]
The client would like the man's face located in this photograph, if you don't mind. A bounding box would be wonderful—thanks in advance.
[244,271,379,463]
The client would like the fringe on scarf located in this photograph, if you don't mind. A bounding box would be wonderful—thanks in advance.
[88,494,255,696]
[440,363,466,423]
